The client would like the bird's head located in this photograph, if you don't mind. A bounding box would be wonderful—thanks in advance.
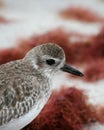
[24,43,84,77]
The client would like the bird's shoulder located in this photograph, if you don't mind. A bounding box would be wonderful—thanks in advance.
[0,59,37,85]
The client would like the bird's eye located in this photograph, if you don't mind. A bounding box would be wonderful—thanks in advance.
[46,59,55,65]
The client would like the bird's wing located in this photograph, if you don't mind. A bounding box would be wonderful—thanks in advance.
[0,73,40,126]
[0,61,41,125]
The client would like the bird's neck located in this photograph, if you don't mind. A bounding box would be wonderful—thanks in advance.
[23,59,54,86]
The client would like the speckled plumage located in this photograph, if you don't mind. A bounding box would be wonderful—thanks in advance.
[0,43,65,129]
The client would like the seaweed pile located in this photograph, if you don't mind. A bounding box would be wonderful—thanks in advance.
[59,6,104,23]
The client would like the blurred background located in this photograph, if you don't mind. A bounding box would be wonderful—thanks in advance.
[0,0,104,130]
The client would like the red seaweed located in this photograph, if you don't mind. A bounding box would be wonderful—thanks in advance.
[84,60,104,82]
[59,6,104,23]
[0,48,25,65]
[89,28,104,59]
[96,106,104,123]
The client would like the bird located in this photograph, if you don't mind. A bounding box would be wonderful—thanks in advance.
[0,43,84,130]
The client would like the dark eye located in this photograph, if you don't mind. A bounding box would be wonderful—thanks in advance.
[46,59,55,65]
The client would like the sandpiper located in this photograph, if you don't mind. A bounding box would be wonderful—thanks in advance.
[0,43,83,130]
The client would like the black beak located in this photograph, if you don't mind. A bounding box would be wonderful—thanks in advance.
[61,64,84,77]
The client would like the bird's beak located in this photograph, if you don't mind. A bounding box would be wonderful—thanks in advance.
[61,64,84,77]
